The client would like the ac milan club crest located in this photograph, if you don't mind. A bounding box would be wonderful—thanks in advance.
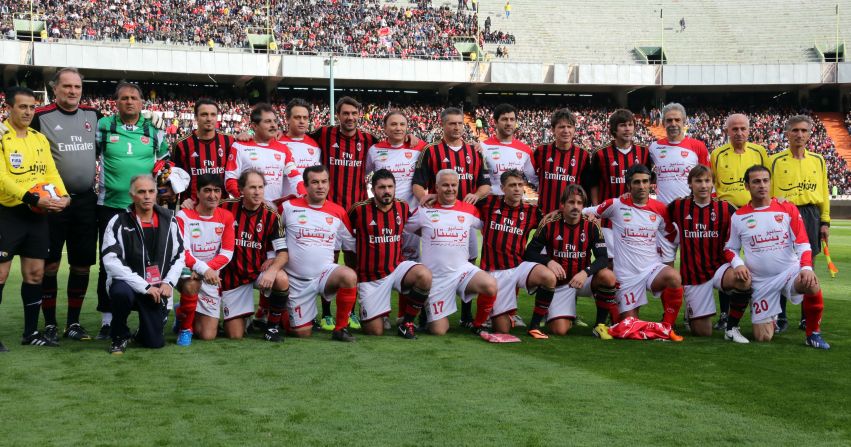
[217,148,224,157]
[519,211,525,221]
[570,158,576,167]
[395,215,402,225]
[256,222,263,232]
[465,155,471,164]
[580,232,586,243]
[84,122,92,132]
[356,142,362,152]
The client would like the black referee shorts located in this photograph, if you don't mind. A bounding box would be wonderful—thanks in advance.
[0,204,49,262]
[47,190,98,266]
[797,204,821,257]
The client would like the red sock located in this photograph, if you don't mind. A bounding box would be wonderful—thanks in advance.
[334,287,357,331]
[474,294,496,328]
[660,287,683,327]
[397,294,409,318]
[255,295,270,319]
[179,294,198,331]
[282,310,291,332]
[803,291,824,336]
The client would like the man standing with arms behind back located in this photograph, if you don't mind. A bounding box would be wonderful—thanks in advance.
[769,115,831,333]
[31,68,101,342]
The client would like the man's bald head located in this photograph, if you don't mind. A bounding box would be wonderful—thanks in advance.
[725,113,750,149]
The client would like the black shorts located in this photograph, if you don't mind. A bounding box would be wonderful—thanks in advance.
[0,204,50,262]
[47,190,98,265]
[797,204,821,256]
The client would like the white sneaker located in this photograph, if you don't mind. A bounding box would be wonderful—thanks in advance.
[383,316,391,330]
[512,314,527,327]
[724,327,749,344]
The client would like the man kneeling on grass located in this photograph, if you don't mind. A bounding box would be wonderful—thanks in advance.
[102,175,184,354]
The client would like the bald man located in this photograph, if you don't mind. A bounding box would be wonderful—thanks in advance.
[709,113,767,329]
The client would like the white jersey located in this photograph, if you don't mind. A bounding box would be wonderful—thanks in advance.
[584,197,676,281]
[279,197,355,279]
[224,139,305,202]
[278,134,321,172]
[724,198,813,278]
[176,208,236,275]
[479,136,538,195]
[405,201,482,276]
[648,137,710,204]
[365,140,426,208]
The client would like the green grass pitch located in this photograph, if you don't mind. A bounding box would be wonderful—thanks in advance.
[0,222,850,446]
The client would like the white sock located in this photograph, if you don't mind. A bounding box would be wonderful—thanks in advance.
[101,312,113,326]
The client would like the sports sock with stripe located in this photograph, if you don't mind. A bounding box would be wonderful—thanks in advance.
[334,287,357,331]
[66,271,89,326]
[41,274,58,326]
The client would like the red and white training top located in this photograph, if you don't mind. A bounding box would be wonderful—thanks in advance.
[479,136,538,195]
[176,207,236,275]
[278,134,321,172]
[405,201,482,276]
[278,197,355,279]
[583,197,677,281]
[724,198,813,278]
[648,137,710,204]
[365,140,426,208]
[224,139,306,202]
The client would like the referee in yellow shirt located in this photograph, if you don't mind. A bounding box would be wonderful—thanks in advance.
[710,113,768,330]
[0,86,70,350]
[768,114,830,333]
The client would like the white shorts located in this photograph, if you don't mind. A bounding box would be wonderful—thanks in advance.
[287,264,340,329]
[750,264,803,325]
[216,275,268,321]
[425,263,481,323]
[683,263,729,320]
[617,263,667,313]
[402,231,421,261]
[602,227,615,259]
[358,261,419,321]
[490,261,539,317]
[547,276,593,322]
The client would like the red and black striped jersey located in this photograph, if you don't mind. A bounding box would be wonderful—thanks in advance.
[588,143,650,202]
[309,126,379,212]
[348,199,410,282]
[532,143,591,214]
[476,195,541,271]
[412,140,490,200]
[218,199,286,290]
[524,215,607,287]
[667,197,735,285]
[171,132,235,202]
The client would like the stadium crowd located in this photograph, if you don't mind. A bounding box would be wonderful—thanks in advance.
[1,0,510,59]
[16,93,846,194]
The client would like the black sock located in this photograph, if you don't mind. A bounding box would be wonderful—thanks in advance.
[42,274,58,326]
[718,291,730,315]
[726,288,752,330]
[268,289,289,326]
[778,295,787,320]
[322,299,332,318]
[529,287,555,330]
[404,287,429,323]
[22,282,43,336]
[461,300,473,322]
[67,271,89,325]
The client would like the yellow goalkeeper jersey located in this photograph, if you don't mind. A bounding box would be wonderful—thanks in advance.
[710,142,768,207]
[0,120,67,207]
[768,148,830,223]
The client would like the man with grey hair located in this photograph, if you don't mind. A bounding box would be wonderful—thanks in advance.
[413,107,491,327]
[94,82,171,340]
[769,114,830,335]
[101,175,184,354]
[29,67,102,342]
[648,102,710,205]
[709,113,767,330]
[406,168,498,336]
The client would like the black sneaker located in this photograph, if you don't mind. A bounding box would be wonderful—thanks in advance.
[109,337,129,355]
[331,328,356,342]
[312,319,322,332]
[470,325,484,336]
[21,331,59,347]
[397,321,417,340]
[43,325,60,344]
[96,324,111,340]
[0,341,8,352]
[64,323,92,341]
[775,318,789,334]
[713,312,728,331]
[799,317,807,331]
[251,318,268,332]
[264,326,283,343]
[459,319,475,330]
